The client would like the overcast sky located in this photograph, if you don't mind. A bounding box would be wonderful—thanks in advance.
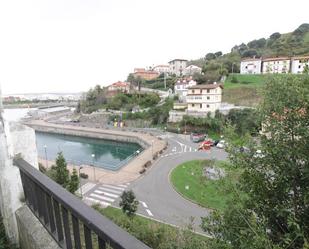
[0,0,308,94]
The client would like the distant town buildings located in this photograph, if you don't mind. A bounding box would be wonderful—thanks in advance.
[291,56,309,74]
[174,77,197,101]
[106,81,131,97]
[240,58,262,74]
[184,65,202,76]
[153,65,170,74]
[240,55,309,74]
[262,57,290,74]
[168,59,188,76]
[133,68,159,80]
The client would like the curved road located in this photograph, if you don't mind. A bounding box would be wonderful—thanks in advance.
[130,133,228,233]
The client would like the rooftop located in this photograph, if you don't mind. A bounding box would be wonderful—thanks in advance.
[188,83,223,90]
[168,59,188,63]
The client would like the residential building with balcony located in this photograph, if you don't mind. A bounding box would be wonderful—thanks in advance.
[240,58,262,74]
[291,55,309,74]
[168,59,188,76]
[262,57,291,74]
[186,83,223,114]
[174,77,197,101]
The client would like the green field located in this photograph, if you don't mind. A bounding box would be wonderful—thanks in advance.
[224,73,266,88]
[93,205,208,248]
[170,160,241,211]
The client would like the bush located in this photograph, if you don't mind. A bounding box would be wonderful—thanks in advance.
[230,75,239,83]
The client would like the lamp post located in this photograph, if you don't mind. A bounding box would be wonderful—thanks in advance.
[44,145,48,168]
[91,154,96,182]
[78,166,83,198]
[151,140,154,158]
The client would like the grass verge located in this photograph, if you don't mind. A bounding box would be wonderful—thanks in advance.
[170,160,241,211]
[93,205,208,249]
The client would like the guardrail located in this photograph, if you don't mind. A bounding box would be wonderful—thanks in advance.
[14,158,150,249]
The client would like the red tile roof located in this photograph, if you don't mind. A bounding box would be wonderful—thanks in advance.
[188,83,223,89]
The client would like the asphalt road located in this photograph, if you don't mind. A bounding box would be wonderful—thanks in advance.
[129,133,228,233]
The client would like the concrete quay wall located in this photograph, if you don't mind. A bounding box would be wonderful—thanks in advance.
[30,124,149,149]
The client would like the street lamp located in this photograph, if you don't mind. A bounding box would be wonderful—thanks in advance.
[43,145,48,168]
[151,140,154,158]
[91,154,96,182]
[78,166,83,198]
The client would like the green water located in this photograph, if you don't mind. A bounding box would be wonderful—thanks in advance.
[35,132,143,171]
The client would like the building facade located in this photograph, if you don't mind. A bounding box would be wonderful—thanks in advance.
[153,65,170,74]
[107,81,131,97]
[291,56,309,74]
[240,58,262,74]
[133,68,159,80]
[186,84,223,113]
[168,59,188,76]
[183,65,202,76]
[174,78,197,101]
[262,57,291,74]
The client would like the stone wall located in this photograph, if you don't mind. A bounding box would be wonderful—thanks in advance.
[16,205,61,249]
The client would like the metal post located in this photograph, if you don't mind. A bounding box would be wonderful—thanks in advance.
[91,154,96,182]
[44,145,48,168]
[151,140,154,158]
[78,166,83,198]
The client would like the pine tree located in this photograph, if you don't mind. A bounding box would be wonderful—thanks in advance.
[119,190,139,217]
[54,152,69,188]
[68,168,80,194]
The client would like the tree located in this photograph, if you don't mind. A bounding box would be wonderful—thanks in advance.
[214,51,223,57]
[119,190,139,217]
[68,168,79,194]
[293,23,309,36]
[303,64,309,74]
[54,152,69,188]
[270,32,281,40]
[202,75,309,249]
[205,53,216,61]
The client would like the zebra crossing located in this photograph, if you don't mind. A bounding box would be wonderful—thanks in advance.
[81,182,130,207]
[161,140,198,158]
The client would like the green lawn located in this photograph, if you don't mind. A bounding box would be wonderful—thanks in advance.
[93,205,208,249]
[224,73,266,89]
[170,160,241,211]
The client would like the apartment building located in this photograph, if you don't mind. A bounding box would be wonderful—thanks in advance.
[262,57,291,74]
[168,59,188,76]
[291,55,309,74]
[186,83,223,113]
[240,58,262,74]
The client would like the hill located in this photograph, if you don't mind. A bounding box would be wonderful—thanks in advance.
[189,23,309,82]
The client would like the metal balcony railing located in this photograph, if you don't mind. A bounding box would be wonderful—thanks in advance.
[14,158,150,249]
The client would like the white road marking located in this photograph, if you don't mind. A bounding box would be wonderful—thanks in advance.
[102,184,125,191]
[85,197,110,207]
[98,187,122,194]
[118,184,128,188]
[184,146,187,152]
[146,209,153,217]
[195,149,197,152]
[172,147,176,152]
[94,190,119,198]
[78,182,96,195]
[139,201,148,208]
[90,193,115,202]
[189,147,192,152]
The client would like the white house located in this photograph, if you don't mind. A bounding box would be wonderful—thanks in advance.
[168,59,188,76]
[184,65,202,76]
[153,65,170,74]
[291,56,309,74]
[174,78,197,101]
[240,58,262,74]
[262,57,291,74]
[186,83,223,114]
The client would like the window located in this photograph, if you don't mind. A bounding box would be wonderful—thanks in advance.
[192,90,195,94]
[206,104,210,108]
[192,104,195,107]
[200,104,202,108]
[200,89,202,94]
[207,89,210,93]
[207,96,210,100]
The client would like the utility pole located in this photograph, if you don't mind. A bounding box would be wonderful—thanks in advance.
[164,72,167,89]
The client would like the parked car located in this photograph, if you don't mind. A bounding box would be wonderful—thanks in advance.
[212,140,220,147]
[216,140,227,149]
[190,133,205,143]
